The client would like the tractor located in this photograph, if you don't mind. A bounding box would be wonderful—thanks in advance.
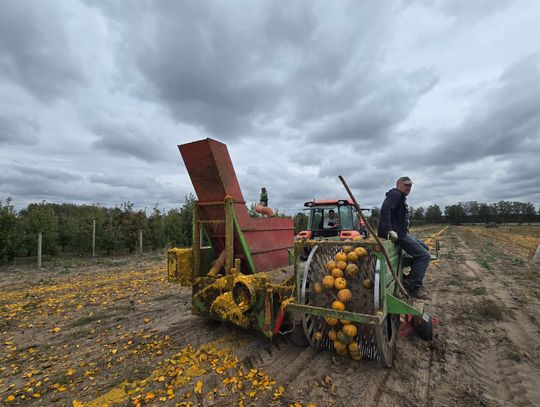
[295,199,371,259]
[296,199,370,241]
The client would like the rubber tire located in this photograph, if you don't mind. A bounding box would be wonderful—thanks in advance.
[421,314,433,341]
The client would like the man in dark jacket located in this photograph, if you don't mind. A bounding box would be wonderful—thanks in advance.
[377,176,431,299]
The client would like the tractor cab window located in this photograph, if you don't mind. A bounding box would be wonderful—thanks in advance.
[309,209,323,229]
[323,209,339,229]
[338,205,353,230]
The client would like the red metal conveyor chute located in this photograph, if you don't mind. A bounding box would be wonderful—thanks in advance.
[178,138,294,273]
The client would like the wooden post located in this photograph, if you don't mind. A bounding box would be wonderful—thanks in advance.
[92,220,96,257]
[37,232,42,269]
[139,229,143,255]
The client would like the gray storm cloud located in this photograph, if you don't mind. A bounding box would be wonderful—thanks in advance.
[0,0,538,213]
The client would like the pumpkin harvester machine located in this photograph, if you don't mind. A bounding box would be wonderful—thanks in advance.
[168,138,437,367]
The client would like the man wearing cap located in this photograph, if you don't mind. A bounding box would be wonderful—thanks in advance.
[377,176,431,300]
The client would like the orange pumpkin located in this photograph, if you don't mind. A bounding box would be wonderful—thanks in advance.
[328,329,338,341]
[313,282,323,294]
[335,252,347,262]
[340,319,351,325]
[334,277,347,290]
[324,316,339,326]
[345,263,359,277]
[350,352,362,361]
[347,251,359,262]
[331,268,344,278]
[336,260,348,270]
[343,245,353,254]
[323,275,335,289]
[343,324,358,337]
[333,340,347,352]
[337,288,352,303]
[355,247,368,258]
[326,260,336,272]
[348,342,360,352]
[332,300,346,311]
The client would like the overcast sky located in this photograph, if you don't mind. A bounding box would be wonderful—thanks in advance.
[1,0,540,214]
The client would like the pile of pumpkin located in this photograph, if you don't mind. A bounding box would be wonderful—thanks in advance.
[312,243,371,360]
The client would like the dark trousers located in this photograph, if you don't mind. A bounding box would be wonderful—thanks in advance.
[396,234,431,289]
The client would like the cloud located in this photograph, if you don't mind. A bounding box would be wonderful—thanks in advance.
[89,121,166,163]
[0,1,87,101]
[415,54,540,166]
[89,173,155,189]
[1,0,540,214]
[0,114,39,145]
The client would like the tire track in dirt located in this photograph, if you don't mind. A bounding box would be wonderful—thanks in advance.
[459,232,540,405]
[425,228,540,406]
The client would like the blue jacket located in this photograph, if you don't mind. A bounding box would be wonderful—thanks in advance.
[377,188,409,239]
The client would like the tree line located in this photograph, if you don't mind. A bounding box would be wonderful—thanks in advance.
[405,200,539,225]
[1,197,538,263]
[0,196,195,263]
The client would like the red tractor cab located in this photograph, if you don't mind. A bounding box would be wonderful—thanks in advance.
[295,199,370,242]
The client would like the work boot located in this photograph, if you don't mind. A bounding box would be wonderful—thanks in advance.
[409,286,430,300]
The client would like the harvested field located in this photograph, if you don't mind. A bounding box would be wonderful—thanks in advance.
[1,226,540,406]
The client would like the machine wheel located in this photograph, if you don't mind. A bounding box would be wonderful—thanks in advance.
[375,313,399,367]
[419,314,433,341]
[300,244,378,355]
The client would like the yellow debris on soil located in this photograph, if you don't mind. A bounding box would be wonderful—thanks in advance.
[465,226,540,256]
[84,335,281,406]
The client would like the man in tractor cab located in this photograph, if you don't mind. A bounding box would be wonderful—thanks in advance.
[377,176,431,300]
[324,209,340,229]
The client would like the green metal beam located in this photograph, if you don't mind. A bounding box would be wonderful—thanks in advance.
[231,212,256,274]
[286,303,382,325]
[386,294,423,316]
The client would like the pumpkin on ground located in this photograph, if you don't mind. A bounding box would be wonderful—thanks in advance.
[350,352,362,361]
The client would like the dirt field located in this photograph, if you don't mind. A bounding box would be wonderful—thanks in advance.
[1,226,540,406]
